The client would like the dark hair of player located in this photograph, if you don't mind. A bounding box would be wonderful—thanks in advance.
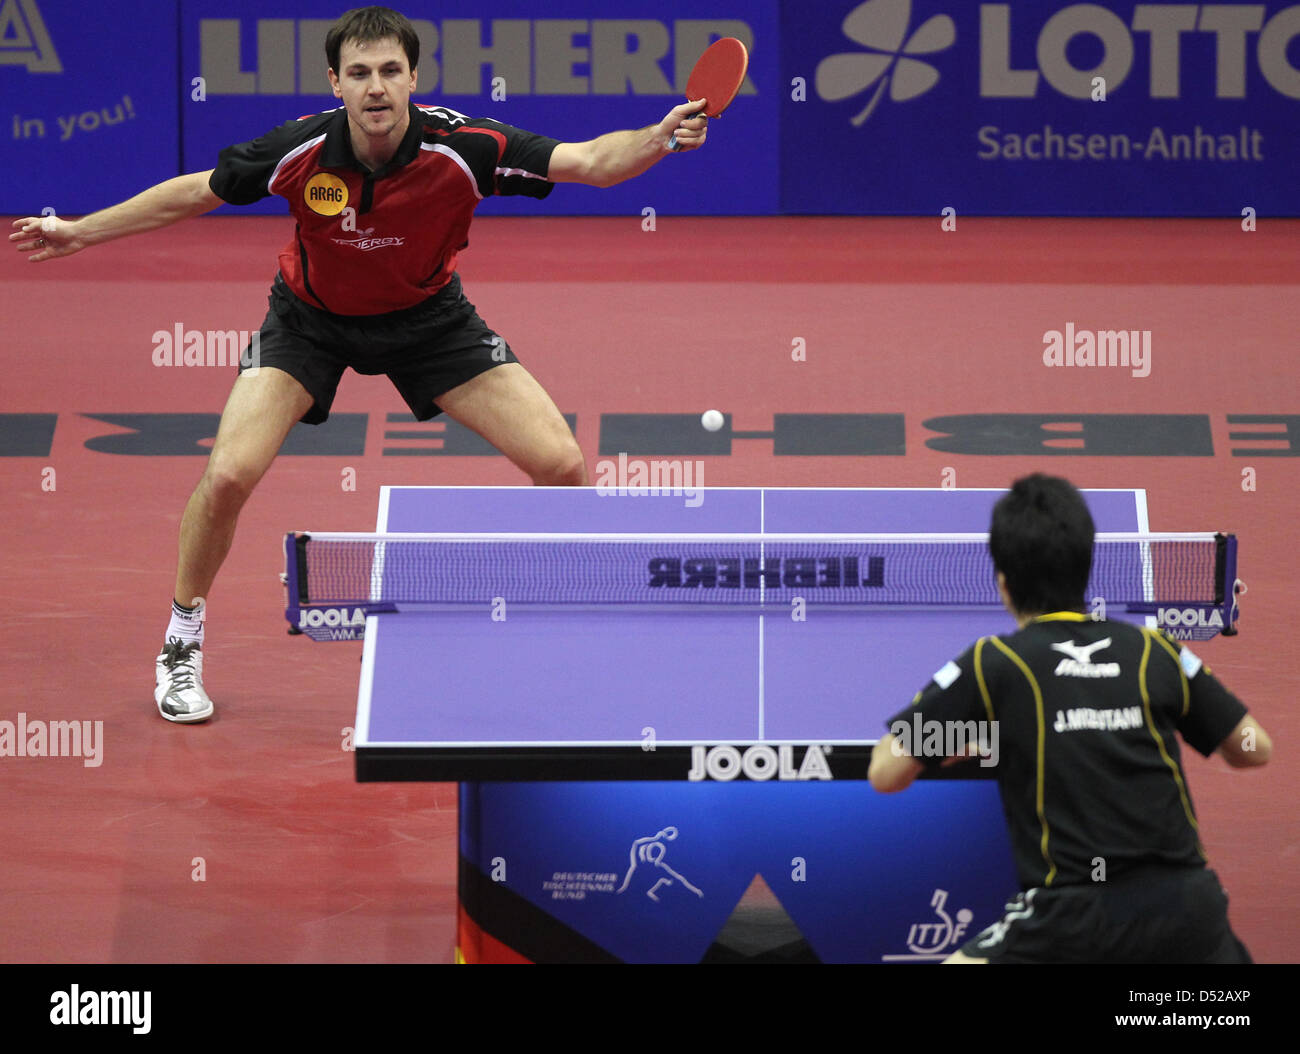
[989,473,1095,615]
[326,6,420,74]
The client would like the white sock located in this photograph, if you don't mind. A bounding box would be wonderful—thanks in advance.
[165,598,205,648]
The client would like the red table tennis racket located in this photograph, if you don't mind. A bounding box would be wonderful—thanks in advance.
[669,37,748,152]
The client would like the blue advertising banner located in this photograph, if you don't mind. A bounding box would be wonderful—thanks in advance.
[179,1,779,216]
[5,2,1294,218]
[781,0,1300,215]
[0,0,180,215]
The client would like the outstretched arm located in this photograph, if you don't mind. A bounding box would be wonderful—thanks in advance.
[547,101,708,188]
[10,170,223,262]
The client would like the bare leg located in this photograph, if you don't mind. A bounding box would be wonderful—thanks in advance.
[435,362,587,485]
[173,367,315,605]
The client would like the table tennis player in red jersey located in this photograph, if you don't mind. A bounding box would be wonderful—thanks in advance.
[9,6,713,723]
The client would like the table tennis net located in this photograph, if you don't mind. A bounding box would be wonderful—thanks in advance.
[288,531,1233,618]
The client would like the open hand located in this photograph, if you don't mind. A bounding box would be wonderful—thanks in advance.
[10,215,83,262]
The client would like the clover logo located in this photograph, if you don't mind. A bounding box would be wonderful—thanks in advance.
[816,0,956,125]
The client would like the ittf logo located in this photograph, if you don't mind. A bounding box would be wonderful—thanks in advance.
[304,171,348,216]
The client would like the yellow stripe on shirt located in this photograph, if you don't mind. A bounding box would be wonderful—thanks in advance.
[990,636,1057,886]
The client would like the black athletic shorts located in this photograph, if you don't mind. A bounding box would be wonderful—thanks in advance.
[238,272,518,424]
[962,866,1252,964]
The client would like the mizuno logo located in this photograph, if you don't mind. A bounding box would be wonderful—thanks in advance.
[1051,637,1120,678]
[1051,638,1112,663]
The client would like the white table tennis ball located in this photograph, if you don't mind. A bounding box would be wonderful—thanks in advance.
[701,410,725,432]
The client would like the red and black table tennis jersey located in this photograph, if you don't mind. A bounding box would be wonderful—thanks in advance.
[208,102,560,316]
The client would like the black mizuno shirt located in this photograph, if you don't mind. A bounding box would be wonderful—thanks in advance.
[886,612,1248,890]
[209,102,559,315]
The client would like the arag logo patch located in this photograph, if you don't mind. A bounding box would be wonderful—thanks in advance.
[304,171,348,216]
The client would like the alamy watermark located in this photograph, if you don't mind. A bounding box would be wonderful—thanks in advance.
[50,986,150,1033]
[151,324,260,369]
[594,453,704,507]
[1,713,102,767]
[1043,323,1150,377]
[889,714,999,769]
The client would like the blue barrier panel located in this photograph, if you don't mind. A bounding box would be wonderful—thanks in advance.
[459,780,1018,963]
[0,0,180,215]
[781,0,1300,216]
[180,1,779,216]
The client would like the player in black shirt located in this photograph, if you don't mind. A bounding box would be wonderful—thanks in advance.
[869,474,1271,964]
[11,7,712,723]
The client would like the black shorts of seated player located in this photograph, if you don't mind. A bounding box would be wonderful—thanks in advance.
[989,473,1095,616]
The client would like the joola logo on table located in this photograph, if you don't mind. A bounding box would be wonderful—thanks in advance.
[688,744,833,782]
[647,556,884,589]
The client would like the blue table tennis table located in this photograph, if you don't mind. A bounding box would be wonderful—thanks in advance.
[343,485,1156,962]
[353,485,1152,782]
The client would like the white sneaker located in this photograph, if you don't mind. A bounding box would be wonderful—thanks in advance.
[155,637,214,723]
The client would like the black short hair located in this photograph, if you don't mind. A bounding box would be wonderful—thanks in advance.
[989,474,1095,615]
[326,7,420,74]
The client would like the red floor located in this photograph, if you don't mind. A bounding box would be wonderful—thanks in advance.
[1,215,1295,962]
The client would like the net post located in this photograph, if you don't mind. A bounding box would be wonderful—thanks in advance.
[1216,533,1239,636]
[284,532,310,635]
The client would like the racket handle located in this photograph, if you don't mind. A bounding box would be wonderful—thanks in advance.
[668,114,706,153]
